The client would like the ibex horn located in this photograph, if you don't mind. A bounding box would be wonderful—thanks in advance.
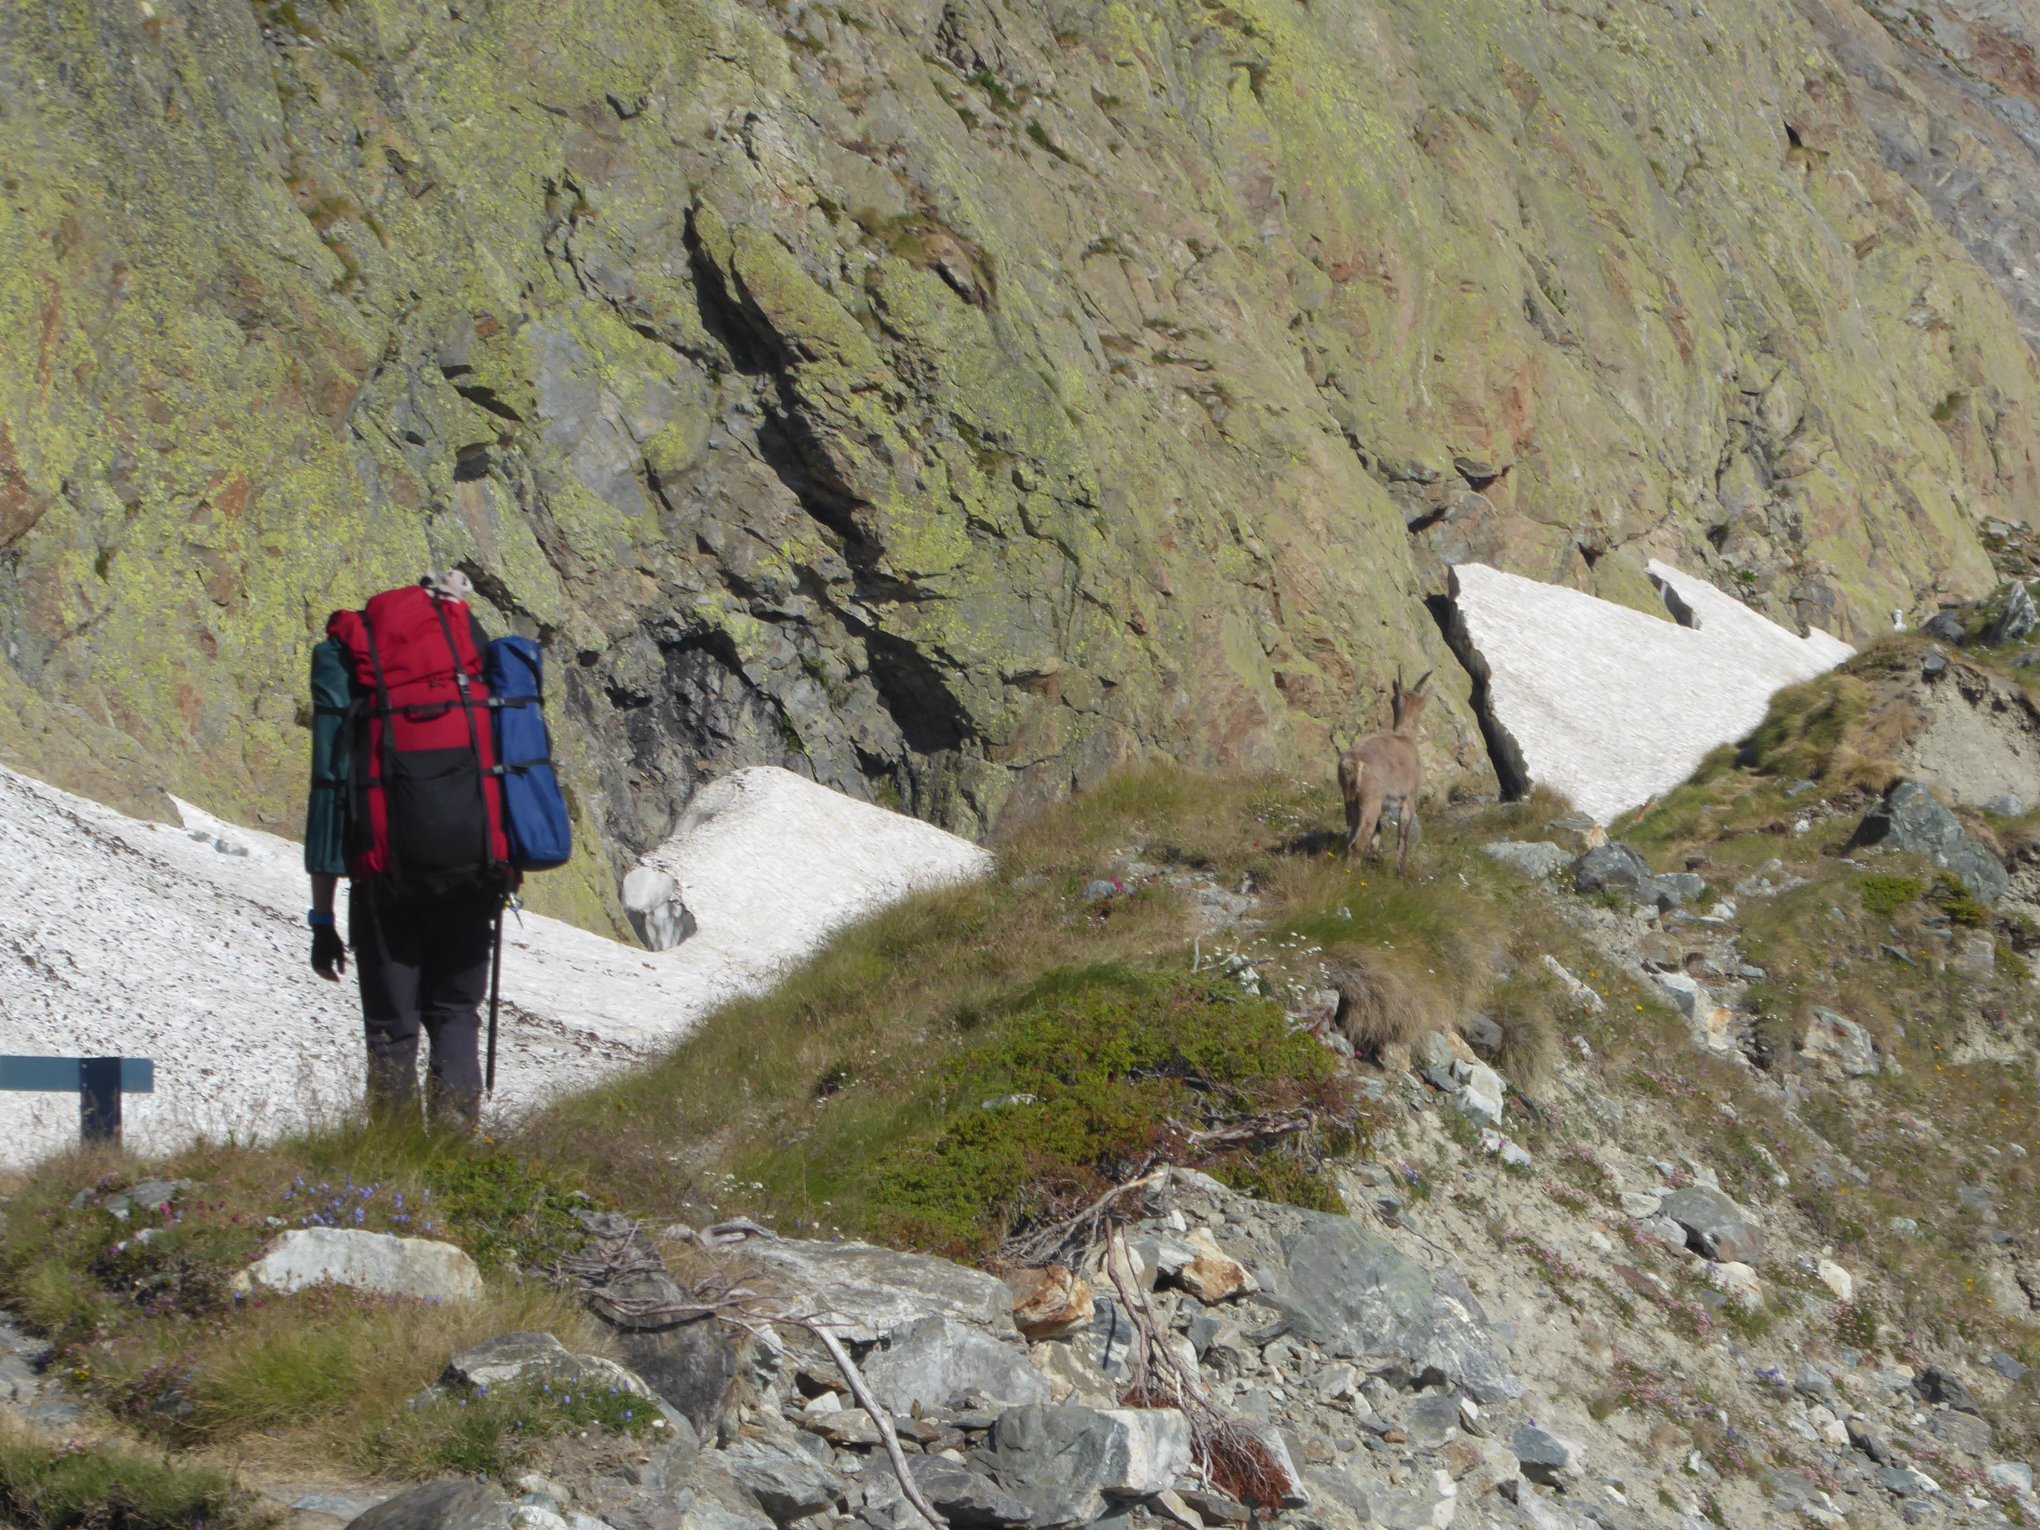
[1412,669,1434,693]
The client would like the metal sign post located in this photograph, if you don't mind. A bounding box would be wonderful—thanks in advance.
[0,1056,155,1147]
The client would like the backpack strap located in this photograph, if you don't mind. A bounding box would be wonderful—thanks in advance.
[361,611,402,884]
[430,596,501,879]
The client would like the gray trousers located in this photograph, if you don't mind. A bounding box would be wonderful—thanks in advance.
[350,889,494,1125]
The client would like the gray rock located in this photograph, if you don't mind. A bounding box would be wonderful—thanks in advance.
[1297,1469,1372,1530]
[1792,1365,1834,1400]
[1366,1472,1458,1529]
[1928,1406,1993,1456]
[1958,1186,1997,1222]
[1656,871,1706,906]
[1980,580,2038,648]
[1512,1423,1585,1485]
[1850,782,2009,904]
[1988,1462,2034,1495]
[443,1333,661,1407]
[977,1405,1191,1527]
[1572,844,1657,902]
[347,1483,512,1530]
[1987,793,2027,818]
[722,1437,846,1524]
[1659,1185,1765,1264]
[1464,1013,1505,1054]
[606,1315,751,1436]
[233,1228,483,1303]
[294,1494,383,1520]
[737,1239,1017,1344]
[1263,1214,1518,1403]
[1848,1416,1897,1466]
[1989,1351,2030,1382]
[864,1455,1031,1528]
[1803,1008,1879,1078]
[1638,1215,1688,1248]
[102,1179,189,1220]
[1876,1464,1938,1498]
[861,1315,1051,1415]
[1913,1366,1980,1415]
[1482,841,1572,880]
[1402,1392,1462,1449]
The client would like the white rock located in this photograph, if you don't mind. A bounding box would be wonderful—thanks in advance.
[231,1227,482,1303]
[1542,955,1606,1013]
[1656,974,1735,1052]
[621,867,694,951]
[1620,1190,1664,1219]
[1817,1259,1854,1302]
[1703,1260,1763,1310]
[1451,561,1852,824]
[1455,1062,1507,1128]
[1988,1462,2034,1495]
[1099,1408,1195,1495]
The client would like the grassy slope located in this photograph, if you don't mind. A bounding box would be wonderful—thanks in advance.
[10,655,2040,1495]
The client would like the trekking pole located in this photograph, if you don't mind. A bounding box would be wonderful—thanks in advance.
[486,902,504,1096]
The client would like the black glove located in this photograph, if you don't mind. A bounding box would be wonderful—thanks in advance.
[312,924,348,981]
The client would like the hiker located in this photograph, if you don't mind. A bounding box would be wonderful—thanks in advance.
[303,570,512,1131]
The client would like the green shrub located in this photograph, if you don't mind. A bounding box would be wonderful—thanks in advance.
[1930,873,1992,928]
[869,966,1353,1253]
[0,1422,270,1530]
[1860,874,1923,918]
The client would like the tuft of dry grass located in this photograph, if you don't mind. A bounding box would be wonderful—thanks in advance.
[1324,945,1453,1061]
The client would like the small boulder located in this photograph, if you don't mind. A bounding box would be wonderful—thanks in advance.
[233,1228,482,1304]
[1703,1261,1763,1310]
[1850,782,2008,904]
[442,1333,659,1406]
[622,866,695,951]
[861,1315,1052,1416]
[1817,1260,1854,1302]
[1511,1423,1585,1486]
[722,1437,846,1524]
[1452,1060,1506,1128]
[1914,1365,1980,1415]
[1176,1228,1256,1303]
[1482,841,1572,880]
[1004,1265,1094,1338]
[977,1405,1192,1527]
[1929,1406,1994,1457]
[1988,1463,2034,1495]
[347,1483,510,1530]
[1572,843,1657,902]
[737,1237,1017,1344]
[865,1454,1032,1528]
[1656,974,1734,1052]
[1660,1185,1765,1264]
[1802,1008,1879,1078]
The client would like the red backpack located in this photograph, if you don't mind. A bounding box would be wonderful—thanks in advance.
[328,584,511,903]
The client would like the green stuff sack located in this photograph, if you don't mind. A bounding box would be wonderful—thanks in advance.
[304,636,354,877]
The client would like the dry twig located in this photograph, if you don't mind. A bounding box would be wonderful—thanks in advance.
[565,1221,949,1530]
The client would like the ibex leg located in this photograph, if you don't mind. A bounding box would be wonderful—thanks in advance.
[1352,781,1385,863]
[1396,804,1419,877]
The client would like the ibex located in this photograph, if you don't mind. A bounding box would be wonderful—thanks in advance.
[1337,669,1432,875]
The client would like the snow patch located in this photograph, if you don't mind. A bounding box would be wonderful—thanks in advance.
[0,764,988,1167]
[1450,561,1855,823]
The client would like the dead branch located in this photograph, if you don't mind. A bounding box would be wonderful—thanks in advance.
[999,1167,1166,1268]
[564,1231,947,1530]
[1101,1226,1290,1508]
[1172,1110,1314,1149]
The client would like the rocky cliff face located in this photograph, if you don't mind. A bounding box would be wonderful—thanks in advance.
[4,0,2040,923]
